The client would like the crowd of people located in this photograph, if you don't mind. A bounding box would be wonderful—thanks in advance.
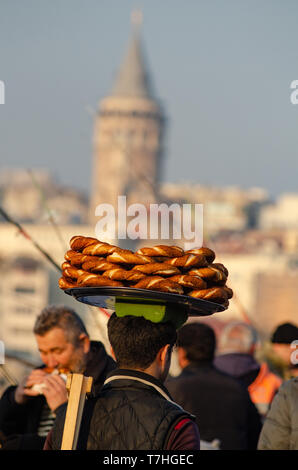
[0,304,297,451]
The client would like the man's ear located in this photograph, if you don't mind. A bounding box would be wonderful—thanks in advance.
[79,333,90,354]
[110,346,116,361]
[177,347,189,368]
[159,344,170,366]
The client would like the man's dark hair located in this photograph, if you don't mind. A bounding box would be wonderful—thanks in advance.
[107,313,177,369]
[33,305,88,346]
[177,322,216,362]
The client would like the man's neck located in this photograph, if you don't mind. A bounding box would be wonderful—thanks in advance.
[118,365,164,383]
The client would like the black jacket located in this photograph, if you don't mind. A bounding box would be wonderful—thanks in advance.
[0,341,116,450]
[49,369,197,450]
[166,362,262,450]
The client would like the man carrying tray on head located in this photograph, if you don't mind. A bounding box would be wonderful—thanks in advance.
[45,308,200,450]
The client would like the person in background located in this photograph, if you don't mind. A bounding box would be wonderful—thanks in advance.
[166,322,262,450]
[0,305,116,450]
[214,321,282,419]
[266,322,298,380]
[45,313,200,450]
[258,377,298,450]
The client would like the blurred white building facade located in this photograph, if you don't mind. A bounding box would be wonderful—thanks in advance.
[259,193,298,229]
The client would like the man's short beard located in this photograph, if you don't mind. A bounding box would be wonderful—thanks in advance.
[69,347,88,373]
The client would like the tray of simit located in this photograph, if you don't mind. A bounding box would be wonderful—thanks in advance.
[64,287,226,328]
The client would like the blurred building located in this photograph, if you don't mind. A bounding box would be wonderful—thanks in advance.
[160,183,269,234]
[1,257,49,358]
[0,168,88,225]
[259,193,298,230]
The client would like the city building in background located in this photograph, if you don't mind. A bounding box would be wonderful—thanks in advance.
[259,193,298,230]
[0,169,88,225]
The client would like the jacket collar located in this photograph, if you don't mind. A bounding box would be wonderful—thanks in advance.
[104,368,180,406]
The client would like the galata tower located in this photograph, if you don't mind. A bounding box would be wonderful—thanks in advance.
[89,13,166,239]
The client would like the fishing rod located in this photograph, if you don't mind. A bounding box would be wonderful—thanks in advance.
[0,206,62,273]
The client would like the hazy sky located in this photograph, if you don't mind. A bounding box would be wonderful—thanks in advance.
[1,0,298,199]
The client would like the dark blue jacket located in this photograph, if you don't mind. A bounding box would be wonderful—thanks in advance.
[166,362,262,450]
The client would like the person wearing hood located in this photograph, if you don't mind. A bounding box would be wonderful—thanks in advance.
[214,321,282,419]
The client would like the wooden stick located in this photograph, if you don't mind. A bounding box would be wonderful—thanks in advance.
[61,373,93,450]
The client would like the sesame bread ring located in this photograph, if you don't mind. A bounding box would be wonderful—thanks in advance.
[188,267,227,284]
[205,267,227,285]
[132,263,181,276]
[69,236,99,252]
[101,268,146,282]
[64,250,99,267]
[188,287,228,304]
[136,245,184,258]
[164,254,208,269]
[61,261,71,270]
[102,268,130,281]
[185,247,216,264]
[107,250,152,265]
[77,273,123,287]
[169,274,207,290]
[62,266,86,280]
[64,250,77,262]
[125,271,147,282]
[223,286,233,299]
[210,263,229,277]
[82,259,119,273]
[134,276,184,294]
[58,276,77,290]
[82,243,118,256]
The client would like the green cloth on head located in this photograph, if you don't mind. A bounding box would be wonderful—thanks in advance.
[115,301,188,329]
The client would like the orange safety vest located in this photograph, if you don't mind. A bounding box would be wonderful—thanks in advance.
[248,362,283,416]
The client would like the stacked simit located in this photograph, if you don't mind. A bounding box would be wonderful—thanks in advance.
[58,236,233,308]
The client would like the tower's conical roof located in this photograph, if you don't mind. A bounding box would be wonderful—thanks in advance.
[111,26,156,99]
